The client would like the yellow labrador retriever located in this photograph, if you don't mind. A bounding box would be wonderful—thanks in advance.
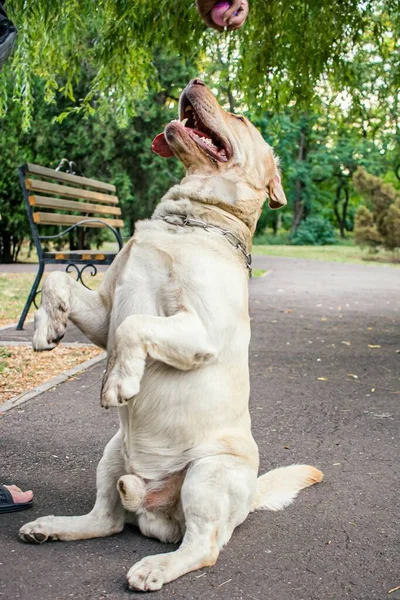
[20,79,322,592]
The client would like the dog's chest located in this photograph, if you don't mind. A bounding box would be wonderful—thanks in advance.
[111,249,184,335]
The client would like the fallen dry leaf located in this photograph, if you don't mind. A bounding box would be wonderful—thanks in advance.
[388,585,400,595]
[347,374,359,379]
[0,345,103,405]
[317,377,329,381]
[341,341,351,346]
[368,344,381,349]
[218,579,232,588]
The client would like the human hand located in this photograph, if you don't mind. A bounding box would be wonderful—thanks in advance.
[196,0,249,32]
[222,0,249,30]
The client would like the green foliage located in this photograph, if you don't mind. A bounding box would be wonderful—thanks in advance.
[291,216,338,246]
[0,53,195,262]
[354,205,382,247]
[384,199,400,250]
[253,232,290,246]
[353,167,400,250]
[0,2,399,258]
[2,0,399,128]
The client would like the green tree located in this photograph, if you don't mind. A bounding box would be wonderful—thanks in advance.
[0,53,195,262]
[2,1,399,128]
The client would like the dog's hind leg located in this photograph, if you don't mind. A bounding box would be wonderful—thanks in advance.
[126,454,256,592]
[33,271,110,351]
[20,432,126,544]
[101,312,216,407]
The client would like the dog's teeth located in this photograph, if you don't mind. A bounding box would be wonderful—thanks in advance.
[185,105,193,112]
[181,118,188,126]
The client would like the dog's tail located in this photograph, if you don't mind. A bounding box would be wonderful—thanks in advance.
[252,464,323,512]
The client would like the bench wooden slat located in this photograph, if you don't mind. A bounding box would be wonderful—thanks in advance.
[25,179,119,204]
[24,163,116,193]
[43,250,116,257]
[17,162,124,330]
[33,212,124,228]
[29,195,122,216]
[43,251,115,260]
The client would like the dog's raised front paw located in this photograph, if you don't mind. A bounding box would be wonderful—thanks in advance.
[20,517,57,544]
[100,354,145,408]
[127,556,168,592]
[32,306,67,351]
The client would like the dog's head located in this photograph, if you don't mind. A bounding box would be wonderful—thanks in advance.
[152,79,286,231]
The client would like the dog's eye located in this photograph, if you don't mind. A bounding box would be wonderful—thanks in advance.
[236,115,245,123]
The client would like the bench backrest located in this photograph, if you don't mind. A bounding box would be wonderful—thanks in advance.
[19,163,124,249]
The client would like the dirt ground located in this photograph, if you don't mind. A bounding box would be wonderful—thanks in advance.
[0,345,103,404]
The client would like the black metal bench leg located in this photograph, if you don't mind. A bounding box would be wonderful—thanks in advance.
[16,262,45,330]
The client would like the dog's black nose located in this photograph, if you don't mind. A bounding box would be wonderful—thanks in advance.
[190,79,205,87]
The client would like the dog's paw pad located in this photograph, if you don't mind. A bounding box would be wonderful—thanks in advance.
[20,522,50,544]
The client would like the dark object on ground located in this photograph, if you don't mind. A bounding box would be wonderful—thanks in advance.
[0,1,17,72]
[17,162,124,330]
[0,484,33,514]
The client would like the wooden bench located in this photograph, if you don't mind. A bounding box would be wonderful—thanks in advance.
[17,162,124,330]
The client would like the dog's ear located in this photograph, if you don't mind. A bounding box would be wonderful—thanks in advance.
[267,172,287,209]
[264,152,287,209]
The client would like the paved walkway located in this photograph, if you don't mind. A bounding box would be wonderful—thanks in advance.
[1,256,399,600]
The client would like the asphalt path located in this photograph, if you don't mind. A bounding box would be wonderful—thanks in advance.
[1,256,399,600]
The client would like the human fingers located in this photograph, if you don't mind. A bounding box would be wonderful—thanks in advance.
[223,0,243,21]
[227,2,249,30]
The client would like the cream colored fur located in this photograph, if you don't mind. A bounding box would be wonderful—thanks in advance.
[20,80,322,592]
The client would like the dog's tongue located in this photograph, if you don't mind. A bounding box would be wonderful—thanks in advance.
[152,133,174,158]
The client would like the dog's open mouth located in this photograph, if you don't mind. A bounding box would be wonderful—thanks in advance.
[152,93,230,163]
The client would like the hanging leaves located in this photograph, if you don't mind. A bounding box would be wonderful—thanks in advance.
[1,0,399,127]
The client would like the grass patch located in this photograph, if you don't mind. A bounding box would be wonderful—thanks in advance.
[0,273,38,327]
[0,272,104,327]
[253,244,400,266]
[252,269,268,278]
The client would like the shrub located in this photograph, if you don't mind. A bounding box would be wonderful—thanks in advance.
[383,198,400,250]
[253,232,290,245]
[354,205,382,247]
[291,217,337,245]
[353,167,400,251]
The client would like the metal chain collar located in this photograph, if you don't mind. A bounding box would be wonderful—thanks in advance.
[159,214,252,272]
